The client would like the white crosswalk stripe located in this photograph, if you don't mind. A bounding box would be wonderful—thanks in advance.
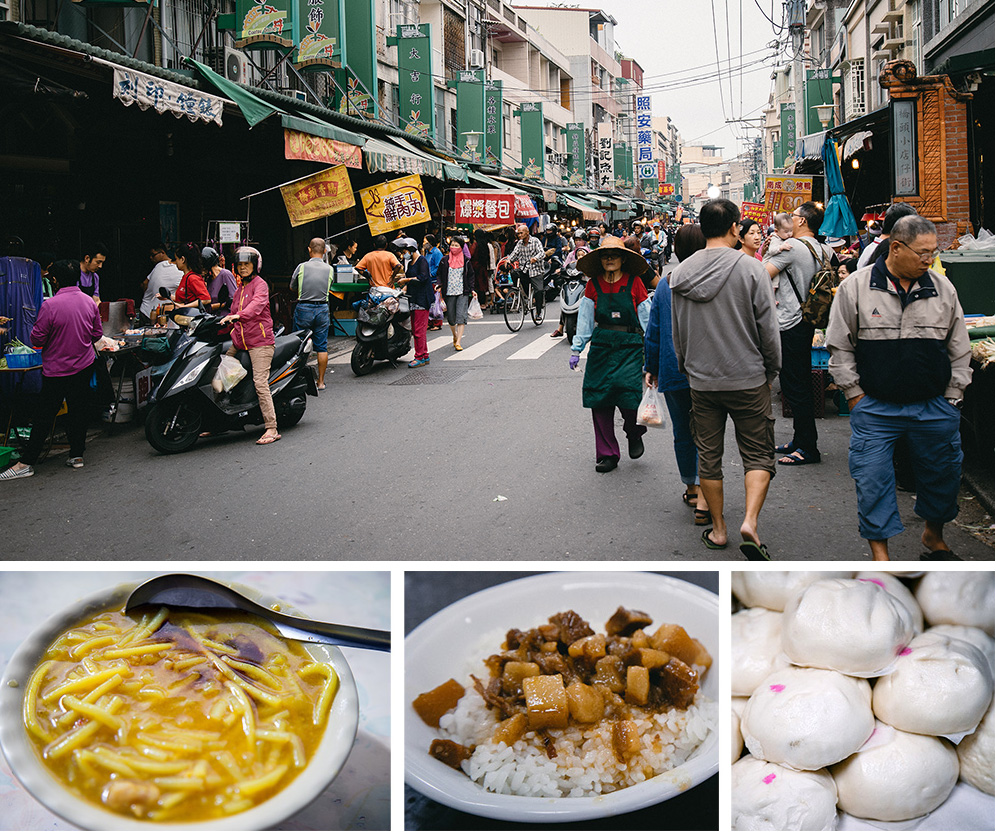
[508,331,565,360]
[444,333,516,361]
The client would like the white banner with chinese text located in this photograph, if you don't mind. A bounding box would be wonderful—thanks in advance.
[112,67,224,126]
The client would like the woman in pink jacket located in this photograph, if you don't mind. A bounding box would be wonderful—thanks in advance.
[220,249,280,445]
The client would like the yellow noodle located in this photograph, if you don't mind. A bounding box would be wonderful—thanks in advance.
[42,666,130,703]
[315,668,339,727]
[238,763,288,796]
[68,635,118,659]
[171,656,207,671]
[198,637,238,655]
[153,776,205,790]
[136,686,166,701]
[239,680,282,708]
[125,607,169,644]
[82,748,138,778]
[123,757,192,775]
[221,656,281,689]
[213,749,243,782]
[289,733,306,768]
[157,791,189,811]
[45,699,124,759]
[135,732,203,753]
[221,797,254,815]
[23,660,55,742]
[61,696,123,731]
[100,642,173,659]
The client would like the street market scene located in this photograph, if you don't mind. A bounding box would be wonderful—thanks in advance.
[0,0,992,561]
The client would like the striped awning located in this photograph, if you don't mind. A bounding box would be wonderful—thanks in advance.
[560,194,602,221]
[363,136,445,179]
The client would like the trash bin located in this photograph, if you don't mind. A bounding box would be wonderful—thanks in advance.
[939,250,995,316]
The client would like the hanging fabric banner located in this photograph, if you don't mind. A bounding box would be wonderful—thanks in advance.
[763,175,812,215]
[564,123,585,186]
[112,67,224,126]
[518,102,544,180]
[360,175,430,235]
[614,142,633,188]
[514,194,538,219]
[293,0,343,70]
[235,0,296,49]
[391,24,435,140]
[456,69,486,161]
[484,81,503,166]
[659,182,675,196]
[454,190,515,225]
[280,165,355,227]
[283,129,362,168]
[596,122,614,191]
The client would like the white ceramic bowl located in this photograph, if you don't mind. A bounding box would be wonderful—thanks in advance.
[0,579,359,831]
[405,571,719,822]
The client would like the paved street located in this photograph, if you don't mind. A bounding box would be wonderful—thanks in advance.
[1,305,991,561]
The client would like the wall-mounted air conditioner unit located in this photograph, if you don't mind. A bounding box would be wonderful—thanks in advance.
[225,47,250,84]
[469,49,485,69]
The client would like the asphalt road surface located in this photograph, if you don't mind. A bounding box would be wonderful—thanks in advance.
[1,308,992,561]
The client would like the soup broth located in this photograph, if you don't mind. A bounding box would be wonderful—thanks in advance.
[23,605,338,822]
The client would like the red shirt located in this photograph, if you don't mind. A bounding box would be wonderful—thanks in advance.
[583,273,649,316]
[175,271,210,304]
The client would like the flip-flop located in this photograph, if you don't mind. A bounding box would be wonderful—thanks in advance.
[681,492,697,508]
[775,442,797,454]
[701,528,727,550]
[256,434,281,445]
[694,509,711,526]
[739,541,771,561]
[777,449,821,466]
[920,549,961,561]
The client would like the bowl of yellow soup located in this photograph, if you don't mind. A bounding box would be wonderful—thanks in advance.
[0,579,359,830]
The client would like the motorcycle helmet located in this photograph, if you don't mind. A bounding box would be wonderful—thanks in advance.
[234,247,260,277]
[573,228,586,240]
[201,246,220,269]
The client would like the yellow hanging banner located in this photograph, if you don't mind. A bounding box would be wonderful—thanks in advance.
[359,174,430,236]
[280,165,355,227]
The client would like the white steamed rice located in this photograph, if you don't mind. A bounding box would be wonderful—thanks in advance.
[437,677,716,797]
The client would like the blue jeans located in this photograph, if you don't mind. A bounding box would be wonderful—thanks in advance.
[293,302,330,352]
[848,395,962,541]
[663,387,698,485]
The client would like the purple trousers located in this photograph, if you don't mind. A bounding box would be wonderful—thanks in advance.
[591,406,646,460]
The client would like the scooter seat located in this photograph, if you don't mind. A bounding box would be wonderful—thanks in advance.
[271,334,302,368]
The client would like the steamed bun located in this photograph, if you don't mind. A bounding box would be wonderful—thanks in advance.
[732,571,854,612]
[731,755,838,831]
[854,571,924,632]
[928,624,995,672]
[957,698,994,795]
[733,708,744,763]
[732,607,791,696]
[831,722,958,821]
[782,578,915,676]
[741,666,874,770]
[915,572,995,636]
[872,631,994,737]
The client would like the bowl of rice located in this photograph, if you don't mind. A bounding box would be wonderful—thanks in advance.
[0,578,360,831]
[405,571,718,822]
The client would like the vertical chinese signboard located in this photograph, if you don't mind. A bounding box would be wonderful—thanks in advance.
[519,102,544,180]
[891,98,918,197]
[235,0,296,48]
[596,122,614,191]
[359,175,430,235]
[484,81,503,166]
[454,190,515,225]
[337,0,376,118]
[636,95,653,188]
[456,69,485,161]
[393,24,434,140]
[293,0,342,70]
[780,103,796,166]
[564,123,585,186]
[615,143,633,188]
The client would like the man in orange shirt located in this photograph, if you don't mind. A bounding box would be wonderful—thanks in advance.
[355,236,402,289]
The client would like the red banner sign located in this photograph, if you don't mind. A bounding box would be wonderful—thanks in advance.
[657,159,666,183]
[741,201,769,226]
[659,183,675,196]
[514,194,538,219]
[454,190,516,225]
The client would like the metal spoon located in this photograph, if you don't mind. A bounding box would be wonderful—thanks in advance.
[125,574,390,652]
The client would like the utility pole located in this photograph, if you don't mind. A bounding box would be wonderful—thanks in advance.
[788,0,806,166]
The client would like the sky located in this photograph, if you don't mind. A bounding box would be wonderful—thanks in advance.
[593,0,789,159]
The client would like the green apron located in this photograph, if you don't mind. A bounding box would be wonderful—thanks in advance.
[582,274,644,410]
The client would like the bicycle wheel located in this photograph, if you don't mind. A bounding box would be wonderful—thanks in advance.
[529,292,545,326]
[503,287,525,332]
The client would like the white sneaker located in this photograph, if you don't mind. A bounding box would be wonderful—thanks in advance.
[66,457,84,469]
[0,465,33,480]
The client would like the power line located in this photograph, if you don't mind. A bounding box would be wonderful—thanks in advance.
[710,0,729,122]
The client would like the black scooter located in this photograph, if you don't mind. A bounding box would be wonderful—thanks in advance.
[144,302,316,454]
[350,289,412,376]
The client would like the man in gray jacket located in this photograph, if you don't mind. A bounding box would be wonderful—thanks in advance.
[670,199,782,559]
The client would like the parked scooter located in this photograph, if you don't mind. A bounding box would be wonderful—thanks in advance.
[350,287,412,376]
[558,263,587,343]
[144,302,316,454]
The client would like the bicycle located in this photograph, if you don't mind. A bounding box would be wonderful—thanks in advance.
[497,263,545,332]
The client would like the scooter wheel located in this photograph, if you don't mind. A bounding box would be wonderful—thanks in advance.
[145,401,201,455]
[351,343,376,376]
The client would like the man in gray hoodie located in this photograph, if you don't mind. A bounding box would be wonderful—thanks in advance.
[670,198,782,559]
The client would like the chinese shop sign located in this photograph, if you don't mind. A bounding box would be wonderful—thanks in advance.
[391,23,435,141]
[891,99,918,197]
[514,194,538,219]
[360,175,429,235]
[596,121,614,191]
[454,190,515,225]
[284,129,362,168]
[741,201,769,226]
[779,103,796,166]
[762,175,812,215]
[636,95,653,184]
[293,0,343,70]
[280,165,355,227]
[456,70,486,162]
[659,183,675,197]
[484,81,503,166]
[564,123,585,186]
[518,102,545,180]
[112,67,224,126]
[235,0,295,49]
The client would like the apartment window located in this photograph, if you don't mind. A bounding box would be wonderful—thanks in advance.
[910,0,923,73]
[560,79,571,110]
[388,0,417,29]
[442,6,466,75]
[843,58,866,121]
[468,3,484,54]
[0,1,9,22]
[940,0,964,26]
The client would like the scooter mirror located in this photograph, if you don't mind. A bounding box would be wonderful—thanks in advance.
[218,285,230,305]
[159,288,170,299]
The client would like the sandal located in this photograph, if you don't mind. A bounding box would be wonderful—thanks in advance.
[775,441,797,454]
[777,448,821,466]
[694,509,711,526]
[701,528,727,550]
[256,433,281,445]
[681,492,698,508]
[739,541,771,561]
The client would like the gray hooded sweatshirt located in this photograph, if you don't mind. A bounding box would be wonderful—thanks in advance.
[669,246,781,391]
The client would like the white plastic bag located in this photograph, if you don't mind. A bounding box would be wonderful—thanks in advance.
[468,296,484,319]
[215,354,247,392]
[636,384,666,428]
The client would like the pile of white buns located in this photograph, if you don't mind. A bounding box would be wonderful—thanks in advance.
[731,571,994,831]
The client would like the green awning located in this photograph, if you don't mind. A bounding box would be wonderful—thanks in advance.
[559,193,602,221]
[467,169,527,194]
[279,114,366,147]
[184,58,283,128]
[387,136,467,182]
